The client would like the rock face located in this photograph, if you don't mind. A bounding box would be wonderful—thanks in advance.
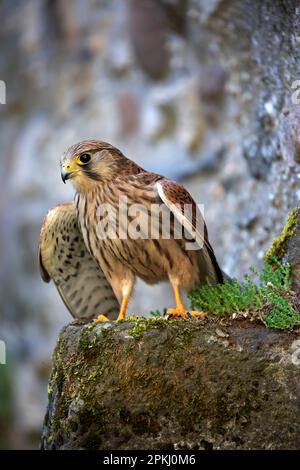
[41,318,300,450]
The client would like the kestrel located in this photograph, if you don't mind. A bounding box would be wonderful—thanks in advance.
[39,140,224,322]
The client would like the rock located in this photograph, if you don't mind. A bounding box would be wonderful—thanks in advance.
[189,0,300,179]
[42,318,300,450]
[199,63,228,101]
[117,92,139,137]
[176,78,205,151]
[237,211,258,231]
[279,105,300,165]
[128,0,170,79]
[141,78,205,151]
[160,0,187,35]
[141,86,176,142]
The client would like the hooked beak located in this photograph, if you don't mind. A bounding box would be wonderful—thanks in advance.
[61,161,76,184]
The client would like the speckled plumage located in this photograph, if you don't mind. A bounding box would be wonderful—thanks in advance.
[75,173,222,299]
[40,139,224,321]
[39,203,119,320]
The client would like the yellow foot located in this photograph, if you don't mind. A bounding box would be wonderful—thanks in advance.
[165,307,206,320]
[93,314,111,324]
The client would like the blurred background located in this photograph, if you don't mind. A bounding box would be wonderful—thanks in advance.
[0,0,300,449]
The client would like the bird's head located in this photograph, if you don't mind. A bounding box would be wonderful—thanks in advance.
[60,140,128,191]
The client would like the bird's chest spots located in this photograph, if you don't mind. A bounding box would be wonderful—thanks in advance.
[76,187,171,279]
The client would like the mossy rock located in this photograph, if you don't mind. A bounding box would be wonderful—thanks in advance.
[265,206,300,290]
[0,359,14,449]
[41,317,300,450]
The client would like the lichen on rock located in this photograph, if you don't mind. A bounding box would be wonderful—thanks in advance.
[264,207,299,261]
[263,205,300,292]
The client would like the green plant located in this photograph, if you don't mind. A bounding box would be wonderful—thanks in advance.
[150,309,162,318]
[188,257,300,330]
[264,207,299,261]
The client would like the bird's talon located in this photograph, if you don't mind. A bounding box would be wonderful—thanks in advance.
[93,314,111,324]
[189,310,207,319]
[165,307,206,320]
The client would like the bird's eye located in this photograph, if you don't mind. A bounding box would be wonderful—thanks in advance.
[77,153,92,165]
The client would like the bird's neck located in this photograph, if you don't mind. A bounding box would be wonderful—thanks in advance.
[116,157,145,176]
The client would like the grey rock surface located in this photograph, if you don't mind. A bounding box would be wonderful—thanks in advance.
[41,319,300,450]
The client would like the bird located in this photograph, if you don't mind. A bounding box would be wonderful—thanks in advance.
[39,139,224,322]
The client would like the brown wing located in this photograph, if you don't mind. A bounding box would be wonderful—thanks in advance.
[156,179,224,284]
[39,203,119,320]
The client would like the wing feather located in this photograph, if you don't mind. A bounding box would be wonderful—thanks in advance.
[156,180,224,284]
[39,203,119,320]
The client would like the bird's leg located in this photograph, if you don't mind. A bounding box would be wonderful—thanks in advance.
[117,294,130,321]
[116,277,134,321]
[166,283,206,319]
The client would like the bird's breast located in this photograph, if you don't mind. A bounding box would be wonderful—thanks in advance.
[75,185,199,286]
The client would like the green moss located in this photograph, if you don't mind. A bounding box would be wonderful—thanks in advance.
[0,360,14,448]
[264,208,299,261]
[46,315,209,444]
[189,257,300,330]
[125,316,167,338]
[47,329,113,442]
